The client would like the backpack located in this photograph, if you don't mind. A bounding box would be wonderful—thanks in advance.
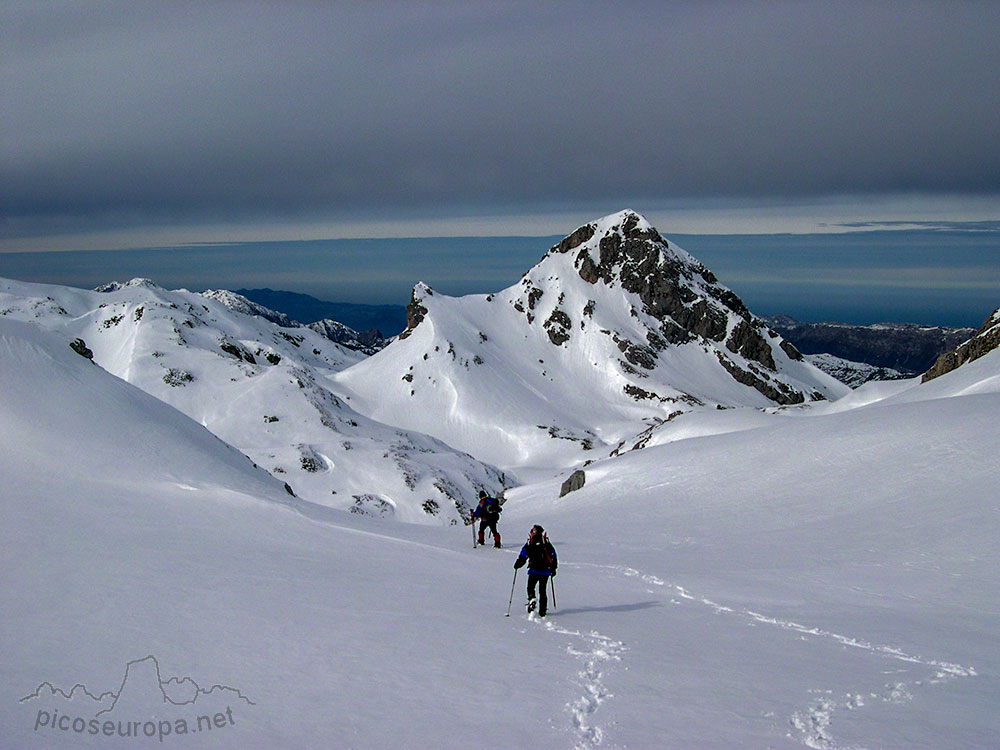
[525,531,555,571]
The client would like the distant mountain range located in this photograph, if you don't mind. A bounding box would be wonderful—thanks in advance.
[0,276,503,524]
[235,288,406,338]
[761,315,975,376]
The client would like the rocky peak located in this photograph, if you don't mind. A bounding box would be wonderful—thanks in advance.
[549,210,787,383]
[399,283,432,340]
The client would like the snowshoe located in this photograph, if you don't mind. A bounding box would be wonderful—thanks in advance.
[526,598,536,613]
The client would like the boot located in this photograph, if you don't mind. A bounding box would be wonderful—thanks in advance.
[526,597,536,613]
[477,532,485,545]
[493,533,501,549]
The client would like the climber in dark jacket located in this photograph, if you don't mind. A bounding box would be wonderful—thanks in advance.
[471,490,502,548]
[514,524,557,616]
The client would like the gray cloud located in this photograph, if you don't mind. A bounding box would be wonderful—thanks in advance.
[3,1,999,237]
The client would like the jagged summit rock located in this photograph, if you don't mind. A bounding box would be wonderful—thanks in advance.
[547,209,796,373]
[504,210,824,405]
[400,282,432,340]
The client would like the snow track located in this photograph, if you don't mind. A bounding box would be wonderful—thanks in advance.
[522,613,627,749]
[576,562,977,749]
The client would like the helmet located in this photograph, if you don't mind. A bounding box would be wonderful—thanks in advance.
[478,490,488,499]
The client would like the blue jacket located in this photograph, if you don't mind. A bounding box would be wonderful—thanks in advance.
[472,496,500,519]
[515,539,557,576]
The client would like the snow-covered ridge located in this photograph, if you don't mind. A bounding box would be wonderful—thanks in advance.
[201,288,296,327]
[203,287,388,353]
[0,276,503,524]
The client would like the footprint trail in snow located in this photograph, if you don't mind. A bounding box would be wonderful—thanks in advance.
[521,611,627,749]
[577,562,976,749]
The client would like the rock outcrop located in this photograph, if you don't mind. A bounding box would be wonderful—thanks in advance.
[922,307,1000,382]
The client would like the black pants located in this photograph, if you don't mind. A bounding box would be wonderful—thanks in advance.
[527,573,549,616]
[478,517,498,542]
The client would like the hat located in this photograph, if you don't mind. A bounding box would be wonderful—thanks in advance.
[478,490,488,499]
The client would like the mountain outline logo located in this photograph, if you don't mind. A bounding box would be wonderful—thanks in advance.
[20,654,256,715]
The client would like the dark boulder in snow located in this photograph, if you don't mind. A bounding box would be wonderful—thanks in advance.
[559,469,586,497]
[350,494,395,517]
[69,338,94,362]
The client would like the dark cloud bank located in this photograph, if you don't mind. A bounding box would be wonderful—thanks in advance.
[3,1,999,237]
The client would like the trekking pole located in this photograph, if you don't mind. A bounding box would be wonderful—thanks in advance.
[550,576,557,611]
[505,569,518,617]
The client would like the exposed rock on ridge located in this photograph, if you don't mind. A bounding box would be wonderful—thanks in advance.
[922,307,1000,382]
[400,284,431,340]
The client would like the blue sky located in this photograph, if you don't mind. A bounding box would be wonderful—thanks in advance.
[1,2,998,324]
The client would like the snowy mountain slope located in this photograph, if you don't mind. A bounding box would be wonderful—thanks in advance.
[0,277,504,524]
[605,327,1000,456]
[203,287,390,354]
[199,288,297,327]
[503,356,1000,748]
[335,210,848,472]
[0,318,289,498]
[3,311,997,749]
[304,317,389,355]
[0,318,580,749]
[805,351,907,387]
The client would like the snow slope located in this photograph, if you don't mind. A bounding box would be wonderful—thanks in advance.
[3,307,998,748]
[0,318,566,748]
[0,277,504,524]
[336,211,847,473]
[503,345,1000,748]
